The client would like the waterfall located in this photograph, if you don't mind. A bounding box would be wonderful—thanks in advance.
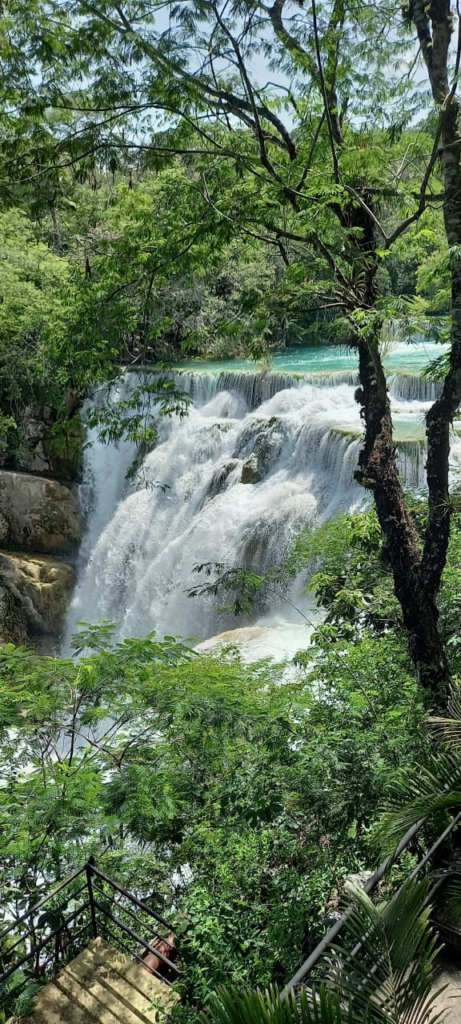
[64,364,461,648]
[174,368,442,407]
[389,374,442,403]
[173,368,360,409]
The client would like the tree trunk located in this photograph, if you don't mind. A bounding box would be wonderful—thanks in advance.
[421,100,461,596]
[50,204,63,254]
[356,339,451,700]
[346,181,451,701]
[299,0,459,700]
[399,0,461,696]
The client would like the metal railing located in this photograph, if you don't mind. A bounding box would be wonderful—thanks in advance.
[0,858,180,1018]
[281,809,461,1000]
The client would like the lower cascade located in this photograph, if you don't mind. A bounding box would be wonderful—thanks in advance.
[64,362,461,647]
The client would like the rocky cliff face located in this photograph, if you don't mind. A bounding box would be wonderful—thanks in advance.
[0,552,77,648]
[0,408,83,651]
[0,472,81,555]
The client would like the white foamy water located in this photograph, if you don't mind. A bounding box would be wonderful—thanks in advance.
[196,623,315,663]
[64,367,461,650]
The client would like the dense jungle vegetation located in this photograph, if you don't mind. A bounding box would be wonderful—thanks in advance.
[3,0,461,1021]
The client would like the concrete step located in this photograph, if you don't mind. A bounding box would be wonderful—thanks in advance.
[7,937,178,1024]
[88,936,178,1016]
[56,964,146,1024]
[432,964,461,1024]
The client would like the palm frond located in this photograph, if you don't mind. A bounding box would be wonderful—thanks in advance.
[427,686,461,747]
[376,752,461,854]
[200,985,355,1024]
[324,880,444,1024]
[201,881,445,1024]
[441,876,461,925]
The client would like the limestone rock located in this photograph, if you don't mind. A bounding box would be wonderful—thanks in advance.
[0,513,9,545]
[0,471,81,555]
[241,454,261,484]
[345,870,374,891]
[0,551,76,645]
[42,415,84,481]
[208,460,238,499]
[0,581,28,647]
[234,416,285,479]
[13,408,84,481]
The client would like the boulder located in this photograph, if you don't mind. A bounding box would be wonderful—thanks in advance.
[0,471,81,555]
[234,417,285,478]
[0,551,76,644]
[42,415,84,481]
[241,455,261,484]
[20,409,84,480]
[208,460,239,499]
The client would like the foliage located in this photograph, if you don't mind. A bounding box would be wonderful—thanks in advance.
[1,1,461,1017]
[383,210,449,314]
[376,677,461,856]
[190,504,461,678]
[201,985,352,1024]
[0,208,70,456]
[0,613,430,1018]
[201,878,443,1024]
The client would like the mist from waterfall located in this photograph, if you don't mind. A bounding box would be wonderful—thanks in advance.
[64,355,461,649]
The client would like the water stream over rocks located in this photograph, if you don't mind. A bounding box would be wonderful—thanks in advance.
[64,342,461,654]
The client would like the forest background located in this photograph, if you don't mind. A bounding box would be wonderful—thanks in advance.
[2,0,461,1021]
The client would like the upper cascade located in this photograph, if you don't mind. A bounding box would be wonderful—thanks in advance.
[173,368,442,409]
[64,360,460,648]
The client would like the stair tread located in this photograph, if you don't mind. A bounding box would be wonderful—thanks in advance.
[7,938,177,1024]
[122,961,177,999]
[431,967,461,1024]
[91,938,177,1014]
[58,958,167,1024]
[57,967,146,1024]
[24,978,96,1024]
[92,970,167,1024]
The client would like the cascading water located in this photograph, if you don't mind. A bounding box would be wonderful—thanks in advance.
[173,368,442,409]
[64,348,461,651]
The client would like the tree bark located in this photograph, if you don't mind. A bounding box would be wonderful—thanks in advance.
[50,204,63,254]
[347,178,451,700]
[356,339,451,699]
[400,0,461,693]
[279,0,455,700]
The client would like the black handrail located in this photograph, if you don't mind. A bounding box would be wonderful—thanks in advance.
[0,858,179,1017]
[281,809,461,1000]
[92,900,180,974]
[93,883,170,947]
[100,924,169,984]
[0,865,86,943]
[1,884,89,962]
[90,864,175,933]
[0,903,91,984]
[86,860,98,940]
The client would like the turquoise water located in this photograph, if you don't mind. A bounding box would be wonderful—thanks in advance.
[178,339,446,375]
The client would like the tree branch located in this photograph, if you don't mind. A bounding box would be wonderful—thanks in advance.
[311,0,340,182]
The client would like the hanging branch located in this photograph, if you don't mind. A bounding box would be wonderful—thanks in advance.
[311,0,340,182]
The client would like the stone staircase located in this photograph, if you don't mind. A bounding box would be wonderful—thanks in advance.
[432,963,461,1024]
[7,938,178,1024]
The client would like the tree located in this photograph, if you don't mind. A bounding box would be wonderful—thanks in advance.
[0,205,71,460]
[53,167,288,364]
[395,0,461,698]
[2,0,461,698]
[0,618,430,1017]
